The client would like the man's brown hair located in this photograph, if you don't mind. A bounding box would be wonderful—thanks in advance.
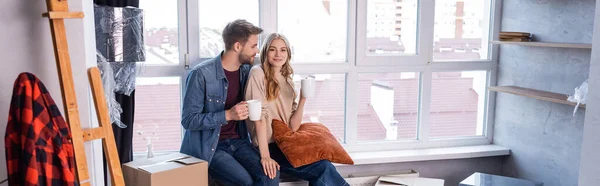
[222,19,263,51]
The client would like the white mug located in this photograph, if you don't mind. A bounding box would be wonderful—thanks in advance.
[301,78,315,98]
[247,100,262,121]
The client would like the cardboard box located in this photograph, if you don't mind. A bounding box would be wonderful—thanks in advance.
[123,152,208,186]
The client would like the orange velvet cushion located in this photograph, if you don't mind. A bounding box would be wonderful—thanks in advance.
[271,119,354,168]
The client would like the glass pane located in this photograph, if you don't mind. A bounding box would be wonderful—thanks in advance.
[293,74,346,142]
[140,1,180,65]
[357,72,420,142]
[367,0,418,55]
[133,77,182,153]
[433,0,490,61]
[199,0,259,58]
[430,71,487,138]
[278,0,347,63]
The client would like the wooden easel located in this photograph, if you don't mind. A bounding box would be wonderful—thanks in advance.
[43,0,125,185]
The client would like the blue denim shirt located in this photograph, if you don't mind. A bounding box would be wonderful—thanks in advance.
[180,52,251,164]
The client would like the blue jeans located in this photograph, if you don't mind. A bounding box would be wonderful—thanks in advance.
[269,143,349,186]
[209,139,279,186]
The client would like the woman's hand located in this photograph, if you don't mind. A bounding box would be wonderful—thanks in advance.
[300,89,308,100]
[261,157,280,179]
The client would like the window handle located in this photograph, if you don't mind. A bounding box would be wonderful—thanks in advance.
[184,53,190,70]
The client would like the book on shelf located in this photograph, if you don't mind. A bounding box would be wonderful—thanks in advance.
[498,31,532,42]
[499,35,530,39]
[499,32,531,37]
[499,37,531,42]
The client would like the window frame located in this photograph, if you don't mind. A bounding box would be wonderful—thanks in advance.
[132,0,190,154]
[137,0,503,154]
[356,0,432,66]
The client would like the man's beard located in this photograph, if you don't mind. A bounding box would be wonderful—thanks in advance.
[238,51,254,65]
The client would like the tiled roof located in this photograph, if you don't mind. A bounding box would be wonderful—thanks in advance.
[133,84,182,153]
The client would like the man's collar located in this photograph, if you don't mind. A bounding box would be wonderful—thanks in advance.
[214,51,226,79]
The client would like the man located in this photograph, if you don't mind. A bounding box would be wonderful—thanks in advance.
[180,19,278,186]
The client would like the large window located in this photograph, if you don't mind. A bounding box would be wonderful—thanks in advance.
[140,0,180,66]
[136,0,498,154]
[135,0,186,154]
[133,77,182,153]
[278,0,347,63]
[198,0,259,58]
[430,71,488,138]
[366,0,418,55]
[357,72,420,141]
[433,0,491,61]
[294,74,346,141]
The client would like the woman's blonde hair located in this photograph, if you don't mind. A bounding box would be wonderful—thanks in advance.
[259,33,295,101]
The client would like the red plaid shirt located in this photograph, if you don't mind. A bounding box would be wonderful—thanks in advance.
[5,72,78,186]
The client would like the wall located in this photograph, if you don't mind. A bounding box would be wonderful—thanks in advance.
[0,0,102,185]
[577,0,600,185]
[494,0,595,186]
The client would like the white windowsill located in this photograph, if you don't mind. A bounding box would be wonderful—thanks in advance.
[339,145,510,166]
[132,145,510,166]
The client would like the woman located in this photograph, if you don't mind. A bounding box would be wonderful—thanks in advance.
[245,33,349,186]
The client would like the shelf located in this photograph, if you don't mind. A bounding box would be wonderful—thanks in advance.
[490,40,592,49]
[489,86,585,108]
